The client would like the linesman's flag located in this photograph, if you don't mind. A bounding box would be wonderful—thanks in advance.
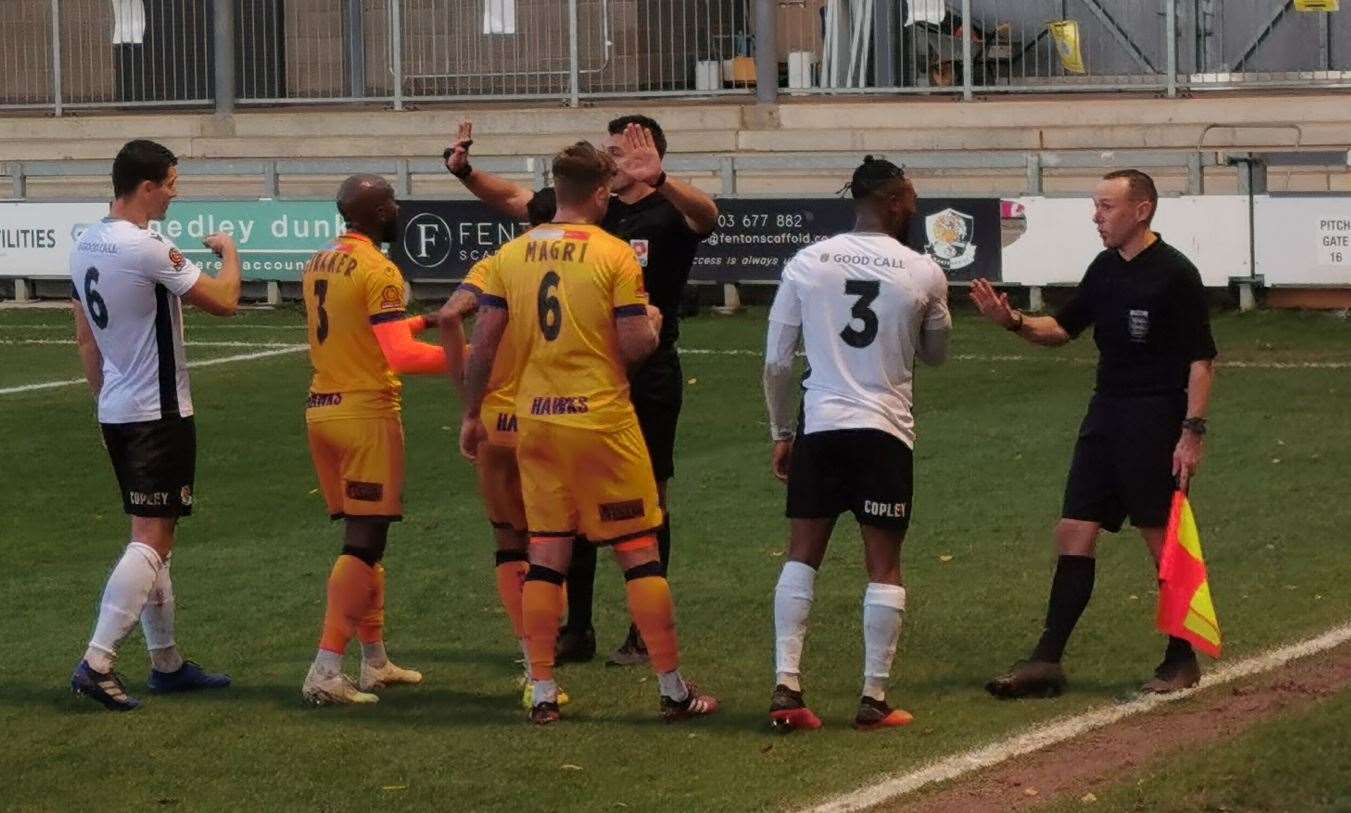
[1157,491,1222,658]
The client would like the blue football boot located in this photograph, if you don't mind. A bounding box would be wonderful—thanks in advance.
[71,660,142,711]
[147,660,232,694]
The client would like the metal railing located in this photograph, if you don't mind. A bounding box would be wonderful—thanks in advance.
[2,0,1349,114]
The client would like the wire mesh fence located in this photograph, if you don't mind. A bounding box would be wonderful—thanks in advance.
[1,0,1348,113]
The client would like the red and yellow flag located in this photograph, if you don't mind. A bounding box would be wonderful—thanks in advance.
[1157,491,1222,658]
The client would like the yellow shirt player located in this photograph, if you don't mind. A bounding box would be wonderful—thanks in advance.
[300,175,449,706]
[461,142,718,725]
[438,197,578,711]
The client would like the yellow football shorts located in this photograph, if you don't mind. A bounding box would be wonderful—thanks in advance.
[307,415,405,521]
[516,418,663,545]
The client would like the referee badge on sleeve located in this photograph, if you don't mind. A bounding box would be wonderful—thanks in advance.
[630,239,650,267]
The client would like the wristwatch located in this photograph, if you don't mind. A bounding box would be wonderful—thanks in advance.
[1005,311,1024,332]
[1181,417,1208,436]
[651,171,668,189]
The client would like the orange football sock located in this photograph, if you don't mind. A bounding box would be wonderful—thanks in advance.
[319,554,375,654]
[494,558,529,639]
[357,563,386,645]
[522,575,565,682]
[625,574,680,673]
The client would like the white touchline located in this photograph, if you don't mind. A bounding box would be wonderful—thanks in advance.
[0,345,308,396]
[800,619,1351,813]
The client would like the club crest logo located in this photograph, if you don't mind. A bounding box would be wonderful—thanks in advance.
[180,485,193,507]
[168,247,186,269]
[924,208,977,271]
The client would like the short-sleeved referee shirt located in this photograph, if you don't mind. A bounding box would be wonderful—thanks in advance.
[1055,234,1218,397]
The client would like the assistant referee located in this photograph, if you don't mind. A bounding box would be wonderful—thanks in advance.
[970,169,1217,698]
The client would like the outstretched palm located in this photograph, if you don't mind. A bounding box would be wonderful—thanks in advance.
[969,278,1018,329]
[615,123,664,187]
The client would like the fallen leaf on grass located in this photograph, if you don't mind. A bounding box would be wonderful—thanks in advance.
[308,489,318,495]
[1024,788,1039,797]
[382,785,408,791]
[938,554,953,563]
[561,764,583,771]
[687,378,698,385]
[1080,792,1097,803]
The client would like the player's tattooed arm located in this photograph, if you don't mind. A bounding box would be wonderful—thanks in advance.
[437,289,478,399]
[71,300,103,398]
[615,309,659,366]
[460,304,507,461]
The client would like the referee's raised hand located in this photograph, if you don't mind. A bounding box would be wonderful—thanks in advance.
[616,122,664,187]
[969,278,1018,330]
[443,120,474,176]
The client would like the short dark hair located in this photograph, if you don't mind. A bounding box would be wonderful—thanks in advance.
[1102,169,1158,218]
[112,139,178,198]
[607,114,667,157]
[526,187,557,227]
[552,142,616,206]
[848,155,908,201]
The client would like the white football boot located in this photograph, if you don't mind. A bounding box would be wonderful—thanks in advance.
[302,663,379,705]
[358,659,424,691]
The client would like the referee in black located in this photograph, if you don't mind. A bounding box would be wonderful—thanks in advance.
[444,117,718,665]
[970,169,1217,697]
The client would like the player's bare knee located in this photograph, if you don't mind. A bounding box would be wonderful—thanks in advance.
[1054,519,1099,557]
[862,532,904,584]
[131,516,177,559]
[528,536,573,573]
[613,537,660,571]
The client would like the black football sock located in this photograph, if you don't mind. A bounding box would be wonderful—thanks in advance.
[1030,555,1096,663]
[656,515,672,577]
[1163,635,1195,664]
[564,537,597,632]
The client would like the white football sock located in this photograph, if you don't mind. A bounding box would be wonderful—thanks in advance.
[85,542,163,673]
[313,649,344,676]
[361,641,387,667]
[657,669,688,702]
[862,583,906,701]
[532,678,559,705]
[774,560,817,692]
[142,555,184,673]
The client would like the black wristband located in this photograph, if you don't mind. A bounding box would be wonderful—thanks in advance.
[1181,417,1208,436]
[449,161,473,180]
[651,171,667,189]
[1005,311,1024,332]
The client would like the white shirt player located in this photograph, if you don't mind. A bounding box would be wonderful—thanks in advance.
[765,231,951,448]
[69,217,203,424]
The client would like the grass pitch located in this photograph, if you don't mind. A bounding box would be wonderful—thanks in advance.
[0,305,1347,810]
